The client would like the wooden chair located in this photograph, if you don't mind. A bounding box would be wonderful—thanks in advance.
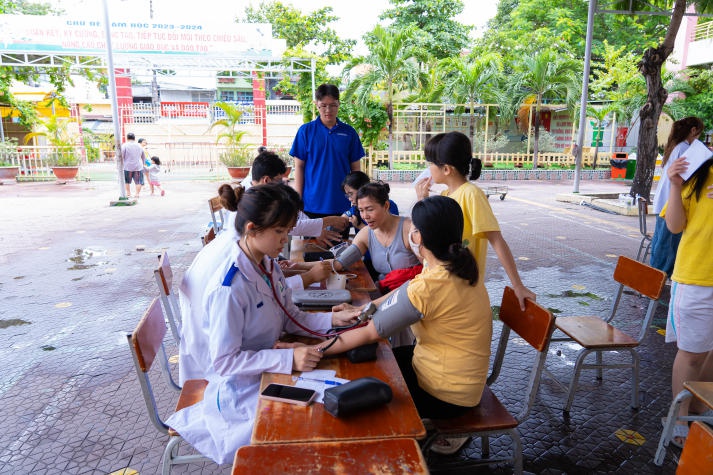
[208,196,224,233]
[636,196,652,262]
[154,252,181,345]
[422,286,555,474]
[655,381,713,465]
[127,298,210,474]
[232,439,428,475]
[546,255,666,414]
[201,227,216,247]
[677,421,713,474]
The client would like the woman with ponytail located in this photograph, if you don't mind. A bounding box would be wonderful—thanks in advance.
[415,131,535,310]
[324,195,492,430]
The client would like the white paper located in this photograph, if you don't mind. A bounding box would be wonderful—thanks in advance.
[679,139,713,181]
[293,369,349,404]
[413,167,431,185]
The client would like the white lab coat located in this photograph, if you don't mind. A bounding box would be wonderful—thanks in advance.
[170,241,331,464]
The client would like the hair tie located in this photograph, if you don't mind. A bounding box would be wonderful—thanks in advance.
[462,239,470,249]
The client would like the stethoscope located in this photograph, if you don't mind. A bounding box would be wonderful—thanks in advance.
[243,238,368,339]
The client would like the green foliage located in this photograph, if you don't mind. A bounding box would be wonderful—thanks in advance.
[338,96,389,148]
[379,0,472,59]
[243,2,354,64]
[210,102,250,167]
[344,25,429,144]
[0,137,19,166]
[667,68,713,132]
[24,116,80,166]
[0,1,106,129]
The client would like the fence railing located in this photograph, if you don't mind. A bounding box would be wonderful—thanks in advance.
[1,146,85,179]
[694,21,713,41]
[118,100,301,125]
[364,148,602,177]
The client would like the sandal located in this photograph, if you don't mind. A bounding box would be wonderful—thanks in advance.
[670,424,689,449]
[430,436,470,455]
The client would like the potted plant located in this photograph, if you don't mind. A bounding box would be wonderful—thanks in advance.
[24,116,81,180]
[0,138,20,181]
[211,101,251,179]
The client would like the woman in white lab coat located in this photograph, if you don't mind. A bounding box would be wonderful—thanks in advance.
[168,183,358,464]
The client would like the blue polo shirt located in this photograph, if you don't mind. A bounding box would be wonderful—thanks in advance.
[290,118,365,215]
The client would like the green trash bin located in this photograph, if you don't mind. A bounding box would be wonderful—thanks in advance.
[626,158,636,179]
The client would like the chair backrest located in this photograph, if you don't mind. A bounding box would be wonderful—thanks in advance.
[610,255,666,342]
[127,298,173,434]
[637,196,648,237]
[202,227,216,247]
[613,255,666,300]
[677,421,713,474]
[488,286,555,421]
[154,252,181,345]
[209,196,224,233]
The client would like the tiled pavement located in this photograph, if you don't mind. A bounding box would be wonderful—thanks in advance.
[0,174,683,474]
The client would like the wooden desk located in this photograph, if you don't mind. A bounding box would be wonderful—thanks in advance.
[251,341,426,445]
[290,238,377,293]
[233,438,429,474]
[684,381,713,411]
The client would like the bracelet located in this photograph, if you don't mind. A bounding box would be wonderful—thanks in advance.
[331,259,338,273]
[319,335,340,353]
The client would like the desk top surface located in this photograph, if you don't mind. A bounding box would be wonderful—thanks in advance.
[251,341,426,445]
[684,381,713,410]
[233,438,428,475]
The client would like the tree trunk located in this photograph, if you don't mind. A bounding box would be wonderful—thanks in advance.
[469,101,476,144]
[630,0,686,200]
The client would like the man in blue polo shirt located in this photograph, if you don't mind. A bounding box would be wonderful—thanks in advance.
[291,84,365,218]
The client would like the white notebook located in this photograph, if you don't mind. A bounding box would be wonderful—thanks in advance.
[680,139,713,181]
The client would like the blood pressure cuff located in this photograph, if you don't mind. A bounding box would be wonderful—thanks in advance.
[372,283,423,338]
[323,377,393,417]
[335,243,362,270]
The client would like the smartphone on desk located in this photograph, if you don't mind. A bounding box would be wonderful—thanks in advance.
[260,383,317,406]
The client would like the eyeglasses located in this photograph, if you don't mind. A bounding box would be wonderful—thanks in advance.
[317,102,339,111]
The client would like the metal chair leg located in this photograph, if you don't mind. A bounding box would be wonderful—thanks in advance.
[629,349,640,410]
[654,389,692,465]
[564,349,589,413]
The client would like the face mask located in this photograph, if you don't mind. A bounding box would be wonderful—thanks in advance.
[408,232,421,259]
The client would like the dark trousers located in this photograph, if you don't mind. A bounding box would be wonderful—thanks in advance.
[392,345,471,419]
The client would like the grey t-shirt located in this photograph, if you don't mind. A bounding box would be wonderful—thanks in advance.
[121,141,146,172]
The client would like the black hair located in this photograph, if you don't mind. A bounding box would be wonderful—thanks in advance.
[663,116,704,166]
[138,138,146,145]
[251,151,286,182]
[232,183,300,235]
[424,131,480,180]
[126,132,135,140]
[356,181,390,206]
[684,158,713,201]
[412,195,479,285]
[315,84,339,101]
[341,170,371,192]
[151,156,160,165]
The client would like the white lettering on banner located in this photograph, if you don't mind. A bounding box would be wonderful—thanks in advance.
[0,14,281,57]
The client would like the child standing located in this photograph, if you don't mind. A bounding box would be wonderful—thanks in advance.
[415,131,535,310]
[650,117,704,276]
[145,156,165,196]
[664,154,713,447]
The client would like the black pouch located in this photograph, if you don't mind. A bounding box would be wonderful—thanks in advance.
[323,377,393,417]
[345,342,378,363]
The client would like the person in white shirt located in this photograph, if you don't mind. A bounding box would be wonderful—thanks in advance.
[170,183,358,464]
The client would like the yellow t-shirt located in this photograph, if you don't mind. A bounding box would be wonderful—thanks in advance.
[670,170,713,286]
[442,182,501,279]
[407,264,492,407]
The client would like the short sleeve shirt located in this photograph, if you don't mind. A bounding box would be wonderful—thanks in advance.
[406,264,492,407]
[670,170,713,286]
[443,182,500,278]
[290,118,365,215]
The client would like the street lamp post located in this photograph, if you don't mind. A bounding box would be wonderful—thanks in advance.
[573,0,597,193]
[102,0,127,200]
